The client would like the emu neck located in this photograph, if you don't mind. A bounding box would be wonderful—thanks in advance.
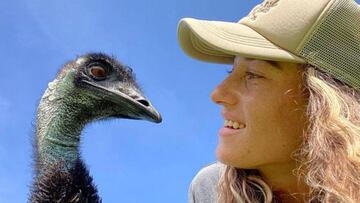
[37,101,86,170]
[36,78,87,170]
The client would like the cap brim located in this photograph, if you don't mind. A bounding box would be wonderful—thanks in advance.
[178,18,305,64]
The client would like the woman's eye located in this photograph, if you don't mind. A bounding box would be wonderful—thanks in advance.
[245,72,263,80]
[89,66,107,79]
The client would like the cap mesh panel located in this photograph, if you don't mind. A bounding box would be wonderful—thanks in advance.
[299,0,360,89]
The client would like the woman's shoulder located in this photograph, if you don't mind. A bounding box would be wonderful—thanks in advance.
[188,162,225,203]
[191,162,225,186]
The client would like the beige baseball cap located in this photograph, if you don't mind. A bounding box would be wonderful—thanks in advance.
[177,0,360,89]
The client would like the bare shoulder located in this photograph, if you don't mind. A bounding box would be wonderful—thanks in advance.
[188,162,225,203]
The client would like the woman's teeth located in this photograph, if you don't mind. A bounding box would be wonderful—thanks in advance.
[224,120,246,129]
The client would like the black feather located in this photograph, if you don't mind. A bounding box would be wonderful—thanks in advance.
[30,159,101,203]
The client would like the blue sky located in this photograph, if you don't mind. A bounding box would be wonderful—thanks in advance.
[2,0,358,202]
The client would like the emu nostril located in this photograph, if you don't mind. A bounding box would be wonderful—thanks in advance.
[137,99,150,107]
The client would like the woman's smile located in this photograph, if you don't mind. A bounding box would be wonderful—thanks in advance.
[219,125,246,137]
[219,119,247,137]
[224,119,246,129]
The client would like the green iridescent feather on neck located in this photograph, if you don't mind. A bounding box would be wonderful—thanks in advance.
[36,70,86,169]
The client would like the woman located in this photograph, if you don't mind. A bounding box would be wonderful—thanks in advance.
[177,0,360,202]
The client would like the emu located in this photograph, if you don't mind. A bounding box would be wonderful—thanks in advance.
[30,53,161,202]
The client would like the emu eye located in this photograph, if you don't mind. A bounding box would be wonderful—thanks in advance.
[89,66,107,79]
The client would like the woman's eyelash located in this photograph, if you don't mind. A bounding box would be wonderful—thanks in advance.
[226,69,264,80]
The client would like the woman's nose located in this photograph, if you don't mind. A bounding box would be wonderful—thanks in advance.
[211,78,238,106]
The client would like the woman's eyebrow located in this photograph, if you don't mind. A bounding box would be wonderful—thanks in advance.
[265,60,283,70]
[242,57,283,71]
[238,57,283,72]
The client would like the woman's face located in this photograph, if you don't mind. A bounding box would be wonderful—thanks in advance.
[212,56,308,169]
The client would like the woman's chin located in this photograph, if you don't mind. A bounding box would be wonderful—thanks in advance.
[215,144,256,169]
[215,144,239,166]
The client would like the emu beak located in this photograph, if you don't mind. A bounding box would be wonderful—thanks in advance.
[83,81,162,123]
[124,93,162,123]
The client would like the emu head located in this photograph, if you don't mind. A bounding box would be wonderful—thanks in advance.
[41,53,161,123]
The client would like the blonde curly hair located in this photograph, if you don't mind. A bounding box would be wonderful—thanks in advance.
[218,65,360,203]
